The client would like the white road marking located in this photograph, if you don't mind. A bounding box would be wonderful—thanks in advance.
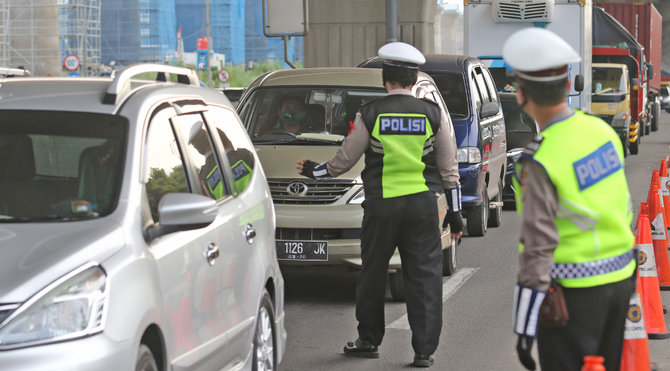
[386,267,479,330]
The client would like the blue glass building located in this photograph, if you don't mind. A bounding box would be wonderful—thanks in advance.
[244,0,303,67]
[101,0,176,64]
[176,0,245,66]
[101,0,303,66]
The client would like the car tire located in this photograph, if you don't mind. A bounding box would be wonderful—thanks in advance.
[466,190,488,237]
[629,134,640,155]
[651,102,660,132]
[389,270,405,301]
[442,240,457,276]
[488,181,502,228]
[253,289,276,371]
[136,344,158,371]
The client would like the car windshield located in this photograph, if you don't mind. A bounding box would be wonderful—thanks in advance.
[501,100,537,151]
[427,71,470,119]
[592,67,626,95]
[238,87,387,145]
[0,110,127,222]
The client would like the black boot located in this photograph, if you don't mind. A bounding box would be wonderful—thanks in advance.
[412,354,434,367]
[343,338,379,358]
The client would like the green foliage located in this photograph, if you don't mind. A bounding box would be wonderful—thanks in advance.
[146,165,189,217]
[102,60,302,89]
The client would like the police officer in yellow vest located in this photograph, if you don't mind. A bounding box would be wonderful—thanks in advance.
[503,28,636,371]
[297,42,462,368]
[189,125,224,199]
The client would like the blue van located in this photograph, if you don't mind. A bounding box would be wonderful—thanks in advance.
[358,55,507,236]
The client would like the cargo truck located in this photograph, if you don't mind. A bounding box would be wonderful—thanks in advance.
[464,0,591,112]
[591,62,634,156]
[592,5,651,154]
[595,2,662,133]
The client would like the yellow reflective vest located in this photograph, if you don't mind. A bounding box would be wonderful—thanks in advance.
[514,110,635,288]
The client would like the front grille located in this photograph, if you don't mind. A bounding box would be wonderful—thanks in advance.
[0,304,19,324]
[277,228,361,241]
[268,178,357,205]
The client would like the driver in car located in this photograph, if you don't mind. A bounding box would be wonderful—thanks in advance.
[256,95,307,136]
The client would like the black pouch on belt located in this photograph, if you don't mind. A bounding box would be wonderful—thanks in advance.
[539,281,569,328]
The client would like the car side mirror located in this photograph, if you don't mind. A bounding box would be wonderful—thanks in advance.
[480,101,499,119]
[573,74,584,92]
[144,193,217,240]
[646,63,653,82]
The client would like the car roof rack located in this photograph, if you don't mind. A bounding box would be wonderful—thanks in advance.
[0,67,31,77]
[103,63,200,105]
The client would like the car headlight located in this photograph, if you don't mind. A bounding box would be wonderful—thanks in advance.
[457,147,482,164]
[0,263,108,349]
[348,187,365,204]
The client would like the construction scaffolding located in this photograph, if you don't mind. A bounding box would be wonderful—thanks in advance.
[0,0,8,67]
[59,0,101,75]
[3,0,100,76]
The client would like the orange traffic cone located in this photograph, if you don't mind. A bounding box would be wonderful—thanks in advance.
[651,170,670,236]
[647,183,670,290]
[582,355,605,371]
[660,161,670,224]
[636,213,670,339]
[620,276,652,371]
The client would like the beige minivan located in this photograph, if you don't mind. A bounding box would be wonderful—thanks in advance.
[236,67,456,300]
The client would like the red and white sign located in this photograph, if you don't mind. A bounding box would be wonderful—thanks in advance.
[218,69,230,83]
[63,54,80,71]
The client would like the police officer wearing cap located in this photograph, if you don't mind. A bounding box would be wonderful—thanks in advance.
[297,42,462,367]
[503,28,635,371]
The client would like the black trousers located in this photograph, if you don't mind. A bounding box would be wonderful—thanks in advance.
[356,191,443,355]
[537,276,635,371]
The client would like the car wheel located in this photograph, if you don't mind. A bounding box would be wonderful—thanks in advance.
[442,240,457,276]
[466,190,488,237]
[253,289,276,371]
[136,344,158,371]
[487,181,502,228]
[651,102,660,131]
[629,134,640,155]
[388,270,405,301]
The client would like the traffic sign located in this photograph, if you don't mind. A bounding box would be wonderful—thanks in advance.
[218,69,230,83]
[63,54,80,71]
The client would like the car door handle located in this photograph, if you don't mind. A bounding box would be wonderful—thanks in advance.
[204,243,219,266]
[245,224,256,245]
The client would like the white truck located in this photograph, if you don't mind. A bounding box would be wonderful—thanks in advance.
[464,0,592,112]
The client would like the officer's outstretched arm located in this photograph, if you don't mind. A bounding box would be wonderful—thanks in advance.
[297,159,331,180]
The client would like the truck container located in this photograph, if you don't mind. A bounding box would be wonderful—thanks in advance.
[594,2,662,132]
[464,0,592,112]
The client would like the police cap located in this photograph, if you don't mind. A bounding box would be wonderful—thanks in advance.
[502,28,580,82]
[378,42,426,70]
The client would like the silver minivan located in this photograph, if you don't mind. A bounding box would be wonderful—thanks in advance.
[0,64,285,370]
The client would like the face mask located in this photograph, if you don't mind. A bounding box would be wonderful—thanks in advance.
[280,109,304,125]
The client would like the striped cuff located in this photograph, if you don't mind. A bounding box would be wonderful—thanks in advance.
[513,283,546,338]
[312,162,331,180]
[445,186,461,212]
